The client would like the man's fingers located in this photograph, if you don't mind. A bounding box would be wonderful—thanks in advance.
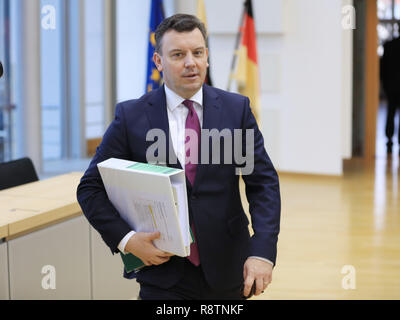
[158,251,174,257]
[255,277,264,296]
[148,251,173,265]
[242,257,273,297]
[152,249,174,258]
[243,276,254,297]
[264,276,271,288]
[126,232,173,267]
[143,259,152,266]
[156,254,171,261]
[146,231,161,241]
[151,255,171,265]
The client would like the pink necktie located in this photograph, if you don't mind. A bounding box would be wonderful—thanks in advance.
[183,99,201,266]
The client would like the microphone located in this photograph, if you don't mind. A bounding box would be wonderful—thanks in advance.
[0,61,3,78]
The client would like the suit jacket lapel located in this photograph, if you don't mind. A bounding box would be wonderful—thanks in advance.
[192,84,222,194]
[145,85,182,170]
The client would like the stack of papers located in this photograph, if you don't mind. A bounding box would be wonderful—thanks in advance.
[97,158,191,273]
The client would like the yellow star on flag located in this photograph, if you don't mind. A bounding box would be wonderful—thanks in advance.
[151,68,160,82]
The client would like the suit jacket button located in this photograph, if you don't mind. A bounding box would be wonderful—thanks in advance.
[191,195,197,200]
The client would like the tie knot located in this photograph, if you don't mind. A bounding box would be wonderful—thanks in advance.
[183,100,195,114]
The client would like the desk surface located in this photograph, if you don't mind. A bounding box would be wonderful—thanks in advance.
[0,172,83,239]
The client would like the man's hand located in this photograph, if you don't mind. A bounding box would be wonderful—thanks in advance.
[124,231,174,266]
[243,257,273,297]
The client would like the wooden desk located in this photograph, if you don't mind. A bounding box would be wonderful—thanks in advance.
[0,172,83,239]
[0,171,138,300]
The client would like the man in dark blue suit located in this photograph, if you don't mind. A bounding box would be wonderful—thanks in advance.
[77,14,280,300]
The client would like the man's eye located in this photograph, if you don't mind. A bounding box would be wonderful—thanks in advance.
[194,51,203,56]
[174,53,182,57]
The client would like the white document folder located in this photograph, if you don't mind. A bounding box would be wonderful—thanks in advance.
[97,158,191,257]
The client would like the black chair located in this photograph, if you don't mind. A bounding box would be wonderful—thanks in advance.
[0,157,39,191]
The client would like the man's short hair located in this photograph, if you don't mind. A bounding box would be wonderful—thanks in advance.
[155,14,208,55]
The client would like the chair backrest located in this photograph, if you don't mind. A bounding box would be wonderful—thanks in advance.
[0,157,39,191]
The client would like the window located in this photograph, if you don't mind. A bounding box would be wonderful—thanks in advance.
[41,0,63,160]
[2,0,175,174]
[85,0,104,143]
[0,0,12,162]
[377,0,400,55]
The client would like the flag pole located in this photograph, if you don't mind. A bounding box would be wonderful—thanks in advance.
[227,2,246,91]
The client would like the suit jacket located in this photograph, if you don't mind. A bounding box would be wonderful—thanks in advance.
[77,84,281,291]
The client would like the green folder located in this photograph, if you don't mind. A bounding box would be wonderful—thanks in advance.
[120,252,145,273]
[120,227,195,274]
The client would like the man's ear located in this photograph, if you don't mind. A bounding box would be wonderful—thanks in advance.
[153,52,163,72]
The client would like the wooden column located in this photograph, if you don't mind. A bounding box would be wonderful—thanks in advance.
[364,0,379,161]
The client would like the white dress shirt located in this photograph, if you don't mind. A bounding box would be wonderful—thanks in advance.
[117,85,273,267]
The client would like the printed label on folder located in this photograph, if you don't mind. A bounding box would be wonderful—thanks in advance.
[127,162,179,175]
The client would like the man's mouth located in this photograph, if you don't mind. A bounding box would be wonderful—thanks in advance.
[183,73,199,79]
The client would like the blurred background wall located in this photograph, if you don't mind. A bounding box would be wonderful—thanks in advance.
[0,0,390,177]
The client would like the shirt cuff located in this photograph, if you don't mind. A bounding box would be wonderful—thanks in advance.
[249,256,274,267]
[117,230,136,253]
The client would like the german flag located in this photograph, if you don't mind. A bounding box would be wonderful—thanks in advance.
[230,0,260,123]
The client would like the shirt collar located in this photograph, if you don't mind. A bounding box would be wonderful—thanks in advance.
[164,84,203,112]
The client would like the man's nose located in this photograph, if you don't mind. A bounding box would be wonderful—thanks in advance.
[184,53,195,68]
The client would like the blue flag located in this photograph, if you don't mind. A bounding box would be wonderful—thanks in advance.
[145,0,165,92]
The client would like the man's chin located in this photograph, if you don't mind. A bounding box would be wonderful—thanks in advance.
[181,82,202,94]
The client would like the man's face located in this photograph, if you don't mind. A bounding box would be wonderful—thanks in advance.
[153,28,209,99]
